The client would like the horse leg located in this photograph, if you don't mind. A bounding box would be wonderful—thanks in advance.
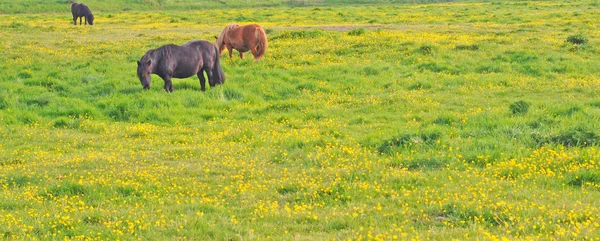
[206,68,215,87]
[239,52,245,59]
[163,77,173,92]
[84,16,87,25]
[73,16,77,25]
[79,17,83,25]
[197,71,206,91]
[227,45,233,59]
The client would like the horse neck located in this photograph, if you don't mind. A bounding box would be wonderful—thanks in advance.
[150,47,172,72]
[221,24,239,39]
[216,29,229,46]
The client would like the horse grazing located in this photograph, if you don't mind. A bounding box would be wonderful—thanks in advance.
[137,40,225,92]
[71,3,94,25]
[215,24,268,61]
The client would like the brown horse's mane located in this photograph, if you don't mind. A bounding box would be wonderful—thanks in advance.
[215,24,240,49]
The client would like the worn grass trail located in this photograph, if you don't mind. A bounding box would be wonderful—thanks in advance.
[1,1,600,240]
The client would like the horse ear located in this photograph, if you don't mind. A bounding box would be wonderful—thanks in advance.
[146,59,152,65]
[214,35,218,39]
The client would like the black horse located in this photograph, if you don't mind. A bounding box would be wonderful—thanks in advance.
[71,3,94,25]
[137,40,225,92]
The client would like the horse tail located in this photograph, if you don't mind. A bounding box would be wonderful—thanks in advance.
[212,44,225,84]
[254,26,268,61]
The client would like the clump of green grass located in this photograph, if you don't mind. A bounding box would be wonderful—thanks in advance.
[17,71,32,79]
[52,117,83,129]
[42,182,89,198]
[455,44,479,51]
[550,127,599,147]
[566,170,600,187]
[52,117,70,128]
[223,87,244,101]
[3,174,37,188]
[566,34,588,45]
[362,66,380,76]
[378,131,441,155]
[402,157,446,171]
[17,112,39,124]
[277,185,299,195]
[22,95,52,107]
[553,106,581,117]
[347,28,366,36]
[406,81,432,90]
[476,64,505,73]
[494,51,538,63]
[0,97,9,110]
[272,29,326,39]
[590,100,600,109]
[8,22,24,29]
[535,127,599,148]
[434,203,507,227]
[509,100,529,115]
[433,115,456,125]
[415,44,436,55]
[418,62,453,73]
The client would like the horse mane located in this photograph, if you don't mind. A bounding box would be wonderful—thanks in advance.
[82,4,94,17]
[215,24,240,48]
[141,45,176,67]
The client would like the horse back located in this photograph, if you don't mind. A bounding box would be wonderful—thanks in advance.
[185,40,217,59]
[158,44,204,78]
[72,3,91,16]
[240,24,263,41]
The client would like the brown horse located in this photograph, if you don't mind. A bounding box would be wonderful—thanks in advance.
[71,3,94,25]
[215,24,268,61]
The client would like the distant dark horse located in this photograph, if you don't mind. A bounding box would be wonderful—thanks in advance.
[216,24,268,61]
[137,40,225,92]
[71,3,94,25]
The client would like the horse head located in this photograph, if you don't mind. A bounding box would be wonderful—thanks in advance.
[215,24,240,53]
[215,33,226,53]
[137,51,154,90]
[87,14,94,25]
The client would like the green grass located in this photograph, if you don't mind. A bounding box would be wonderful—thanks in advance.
[0,0,469,14]
[1,0,600,240]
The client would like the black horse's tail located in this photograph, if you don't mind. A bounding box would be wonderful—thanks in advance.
[212,44,225,85]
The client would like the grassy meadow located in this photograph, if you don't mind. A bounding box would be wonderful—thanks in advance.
[1,0,600,240]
